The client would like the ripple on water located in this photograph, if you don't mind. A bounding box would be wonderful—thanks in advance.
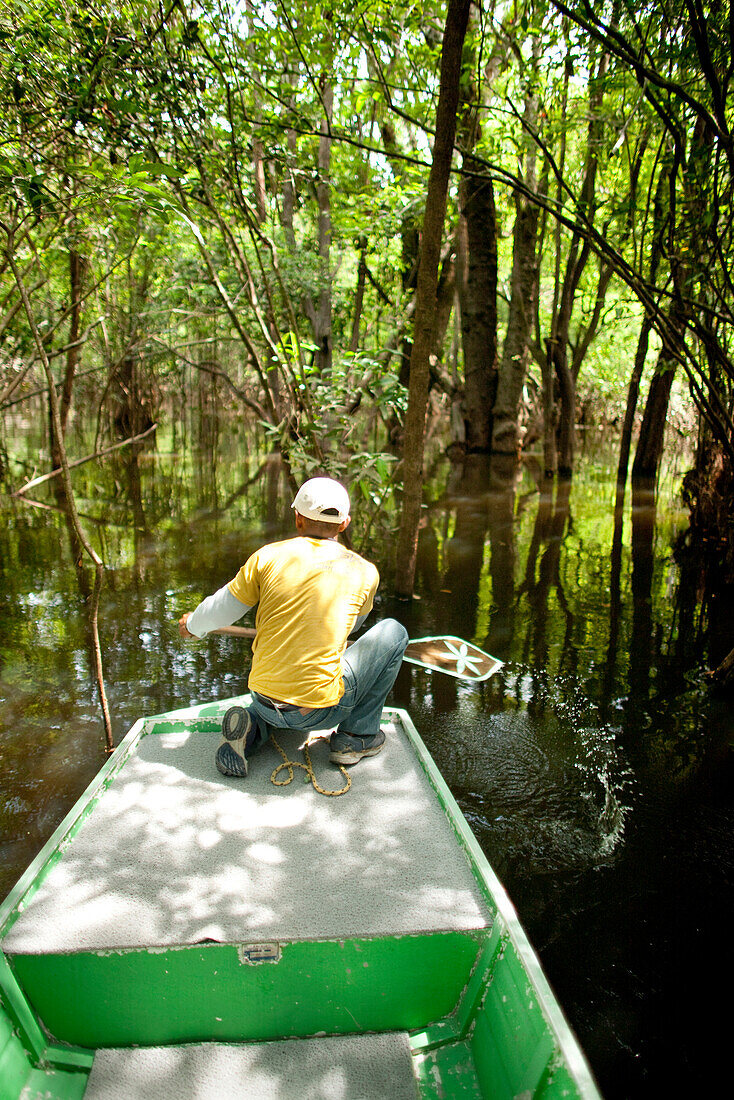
[422,695,633,879]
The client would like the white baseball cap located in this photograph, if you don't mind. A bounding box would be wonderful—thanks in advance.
[292,477,351,523]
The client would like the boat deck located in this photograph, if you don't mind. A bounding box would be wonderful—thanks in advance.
[3,708,490,954]
[0,703,601,1099]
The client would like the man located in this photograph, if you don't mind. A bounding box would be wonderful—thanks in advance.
[178,476,408,778]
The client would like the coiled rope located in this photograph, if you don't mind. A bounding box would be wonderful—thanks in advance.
[269,733,351,797]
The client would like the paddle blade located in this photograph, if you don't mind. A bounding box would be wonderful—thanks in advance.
[403,636,503,681]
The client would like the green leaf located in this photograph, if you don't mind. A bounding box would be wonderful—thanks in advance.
[141,162,183,180]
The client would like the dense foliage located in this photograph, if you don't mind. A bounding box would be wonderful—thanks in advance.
[1,1,732,556]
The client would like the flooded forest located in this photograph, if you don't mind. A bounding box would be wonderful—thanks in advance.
[2,2,734,1097]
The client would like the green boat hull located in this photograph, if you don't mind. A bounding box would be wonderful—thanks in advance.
[0,703,600,1099]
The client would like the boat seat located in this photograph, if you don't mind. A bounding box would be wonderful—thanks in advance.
[84,1032,419,1100]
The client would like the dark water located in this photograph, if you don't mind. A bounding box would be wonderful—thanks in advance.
[1,417,732,1096]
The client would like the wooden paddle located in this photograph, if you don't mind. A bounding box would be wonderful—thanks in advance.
[213,626,503,682]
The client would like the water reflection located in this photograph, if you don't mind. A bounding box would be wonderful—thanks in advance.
[390,446,731,1096]
[0,420,732,1096]
[405,456,632,921]
[629,480,657,710]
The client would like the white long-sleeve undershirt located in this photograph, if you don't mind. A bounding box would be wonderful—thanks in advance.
[186,585,252,638]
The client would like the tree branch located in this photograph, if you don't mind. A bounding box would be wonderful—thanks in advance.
[14,423,158,496]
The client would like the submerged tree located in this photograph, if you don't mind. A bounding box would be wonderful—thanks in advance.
[551,0,734,661]
[395,0,472,597]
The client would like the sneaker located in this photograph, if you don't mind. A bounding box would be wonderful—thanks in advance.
[329,729,386,766]
[215,706,253,777]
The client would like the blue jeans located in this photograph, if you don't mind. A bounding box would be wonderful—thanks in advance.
[244,618,408,751]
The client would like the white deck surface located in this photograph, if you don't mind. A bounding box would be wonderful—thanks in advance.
[84,1033,419,1100]
[3,712,490,954]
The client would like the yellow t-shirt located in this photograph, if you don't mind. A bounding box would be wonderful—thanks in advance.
[228,536,379,707]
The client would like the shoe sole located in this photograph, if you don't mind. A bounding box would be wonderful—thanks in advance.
[222,707,250,741]
[216,707,252,776]
[215,741,248,777]
[329,743,384,766]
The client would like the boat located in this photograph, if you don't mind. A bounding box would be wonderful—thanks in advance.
[0,699,601,1099]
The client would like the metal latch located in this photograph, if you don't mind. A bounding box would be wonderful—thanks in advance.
[238,942,281,965]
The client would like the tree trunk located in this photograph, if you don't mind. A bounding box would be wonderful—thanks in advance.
[551,336,576,478]
[546,31,611,479]
[114,341,154,441]
[614,157,662,508]
[432,245,457,373]
[251,137,267,224]
[280,104,319,356]
[350,239,367,352]
[395,0,471,598]
[492,191,540,454]
[374,109,419,389]
[616,314,653,493]
[244,0,267,224]
[50,248,85,468]
[632,305,684,483]
[396,219,420,387]
[282,126,298,247]
[315,75,333,375]
[61,249,84,431]
[491,33,541,456]
[541,343,557,479]
[710,645,734,687]
[631,357,677,481]
[457,158,498,451]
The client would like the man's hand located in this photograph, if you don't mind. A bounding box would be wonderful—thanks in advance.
[178,612,194,638]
